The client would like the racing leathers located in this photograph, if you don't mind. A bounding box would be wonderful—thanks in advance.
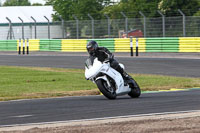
[89,47,131,83]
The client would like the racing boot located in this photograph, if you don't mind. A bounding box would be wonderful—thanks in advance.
[122,71,133,80]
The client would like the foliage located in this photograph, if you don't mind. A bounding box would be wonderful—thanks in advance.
[32,3,43,6]
[46,0,111,21]
[103,0,161,18]
[46,0,200,20]
[158,0,199,16]
[3,0,31,6]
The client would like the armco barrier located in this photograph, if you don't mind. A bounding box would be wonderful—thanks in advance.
[0,40,17,51]
[145,37,179,52]
[62,39,87,52]
[114,38,146,52]
[29,39,40,51]
[179,37,200,52]
[17,39,40,52]
[40,39,61,51]
[1,37,200,53]
[137,38,146,52]
[114,38,129,52]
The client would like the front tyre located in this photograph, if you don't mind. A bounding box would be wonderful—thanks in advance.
[96,79,116,100]
[128,79,141,98]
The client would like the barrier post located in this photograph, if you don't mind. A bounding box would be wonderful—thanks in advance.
[27,38,29,54]
[130,36,133,56]
[18,38,21,55]
[23,39,25,55]
[136,37,139,56]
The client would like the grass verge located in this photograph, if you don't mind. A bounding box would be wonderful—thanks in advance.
[0,66,200,101]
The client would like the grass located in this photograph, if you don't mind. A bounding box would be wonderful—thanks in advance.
[0,66,200,101]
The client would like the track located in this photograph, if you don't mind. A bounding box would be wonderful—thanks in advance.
[0,54,200,127]
[0,89,200,126]
[0,55,200,77]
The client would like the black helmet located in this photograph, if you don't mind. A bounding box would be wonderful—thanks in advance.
[86,41,98,55]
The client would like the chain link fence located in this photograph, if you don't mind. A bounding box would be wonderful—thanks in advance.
[1,15,200,40]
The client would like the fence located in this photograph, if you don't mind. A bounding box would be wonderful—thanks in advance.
[1,37,200,52]
[1,15,200,40]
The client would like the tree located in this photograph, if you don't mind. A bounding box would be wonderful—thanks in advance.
[46,0,111,21]
[32,3,43,6]
[102,0,162,37]
[102,0,161,19]
[3,0,31,6]
[158,0,199,16]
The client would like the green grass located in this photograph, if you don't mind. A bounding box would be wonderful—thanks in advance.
[0,66,200,101]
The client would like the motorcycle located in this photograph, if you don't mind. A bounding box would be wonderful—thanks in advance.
[85,58,141,99]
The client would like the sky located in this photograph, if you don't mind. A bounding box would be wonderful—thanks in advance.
[1,0,46,5]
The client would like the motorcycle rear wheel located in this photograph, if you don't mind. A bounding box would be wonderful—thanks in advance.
[96,79,116,100]
[128,78,141,98]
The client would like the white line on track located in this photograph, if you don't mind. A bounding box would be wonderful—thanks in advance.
[10,115,33,118]
[1,109,200,128]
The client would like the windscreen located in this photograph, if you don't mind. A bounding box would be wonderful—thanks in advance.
[85,58,93,69]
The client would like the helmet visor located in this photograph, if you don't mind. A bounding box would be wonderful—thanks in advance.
[88,47,94,51]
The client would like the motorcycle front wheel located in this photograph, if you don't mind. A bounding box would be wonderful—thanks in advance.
[96,79,116,100]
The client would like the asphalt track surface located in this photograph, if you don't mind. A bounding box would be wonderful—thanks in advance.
[0,53,200,126]
[0,89,200,126]
[0,54,200,77]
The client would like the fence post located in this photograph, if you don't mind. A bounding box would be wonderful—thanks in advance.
[139,11,146,37]
[104,14,110,38]
[130,36,133,56]
[157,10,165,37]
[61,18,65,39]
[44,16,50,39]
[6,17,13,40]
[88,14,94,39]
[121,12,128,38]
[18,17,24,39]
[178,9,186,37]
[31,16,37,39]
[59,16,65,39]
[73,15,79,39]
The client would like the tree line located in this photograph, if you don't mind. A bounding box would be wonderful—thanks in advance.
[46,0,200,20]
[1,0,43,6]
[1,0,200,20]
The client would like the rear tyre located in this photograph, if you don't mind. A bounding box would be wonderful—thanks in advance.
[96,79,116,100]
[128,78,141,98]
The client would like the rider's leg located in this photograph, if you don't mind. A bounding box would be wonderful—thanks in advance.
[116,65,132,80]
[110,59,131,81]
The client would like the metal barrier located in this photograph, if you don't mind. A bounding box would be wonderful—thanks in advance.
[0,37,200,54]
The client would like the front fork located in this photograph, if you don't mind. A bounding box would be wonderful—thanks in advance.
[96,75,112,88]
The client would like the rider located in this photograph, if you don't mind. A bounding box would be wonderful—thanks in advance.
[86,40,132,84]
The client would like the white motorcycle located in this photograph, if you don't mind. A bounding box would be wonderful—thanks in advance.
[85,58,141,99]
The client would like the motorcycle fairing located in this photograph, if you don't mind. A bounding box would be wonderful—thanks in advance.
[85,58,131,95]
